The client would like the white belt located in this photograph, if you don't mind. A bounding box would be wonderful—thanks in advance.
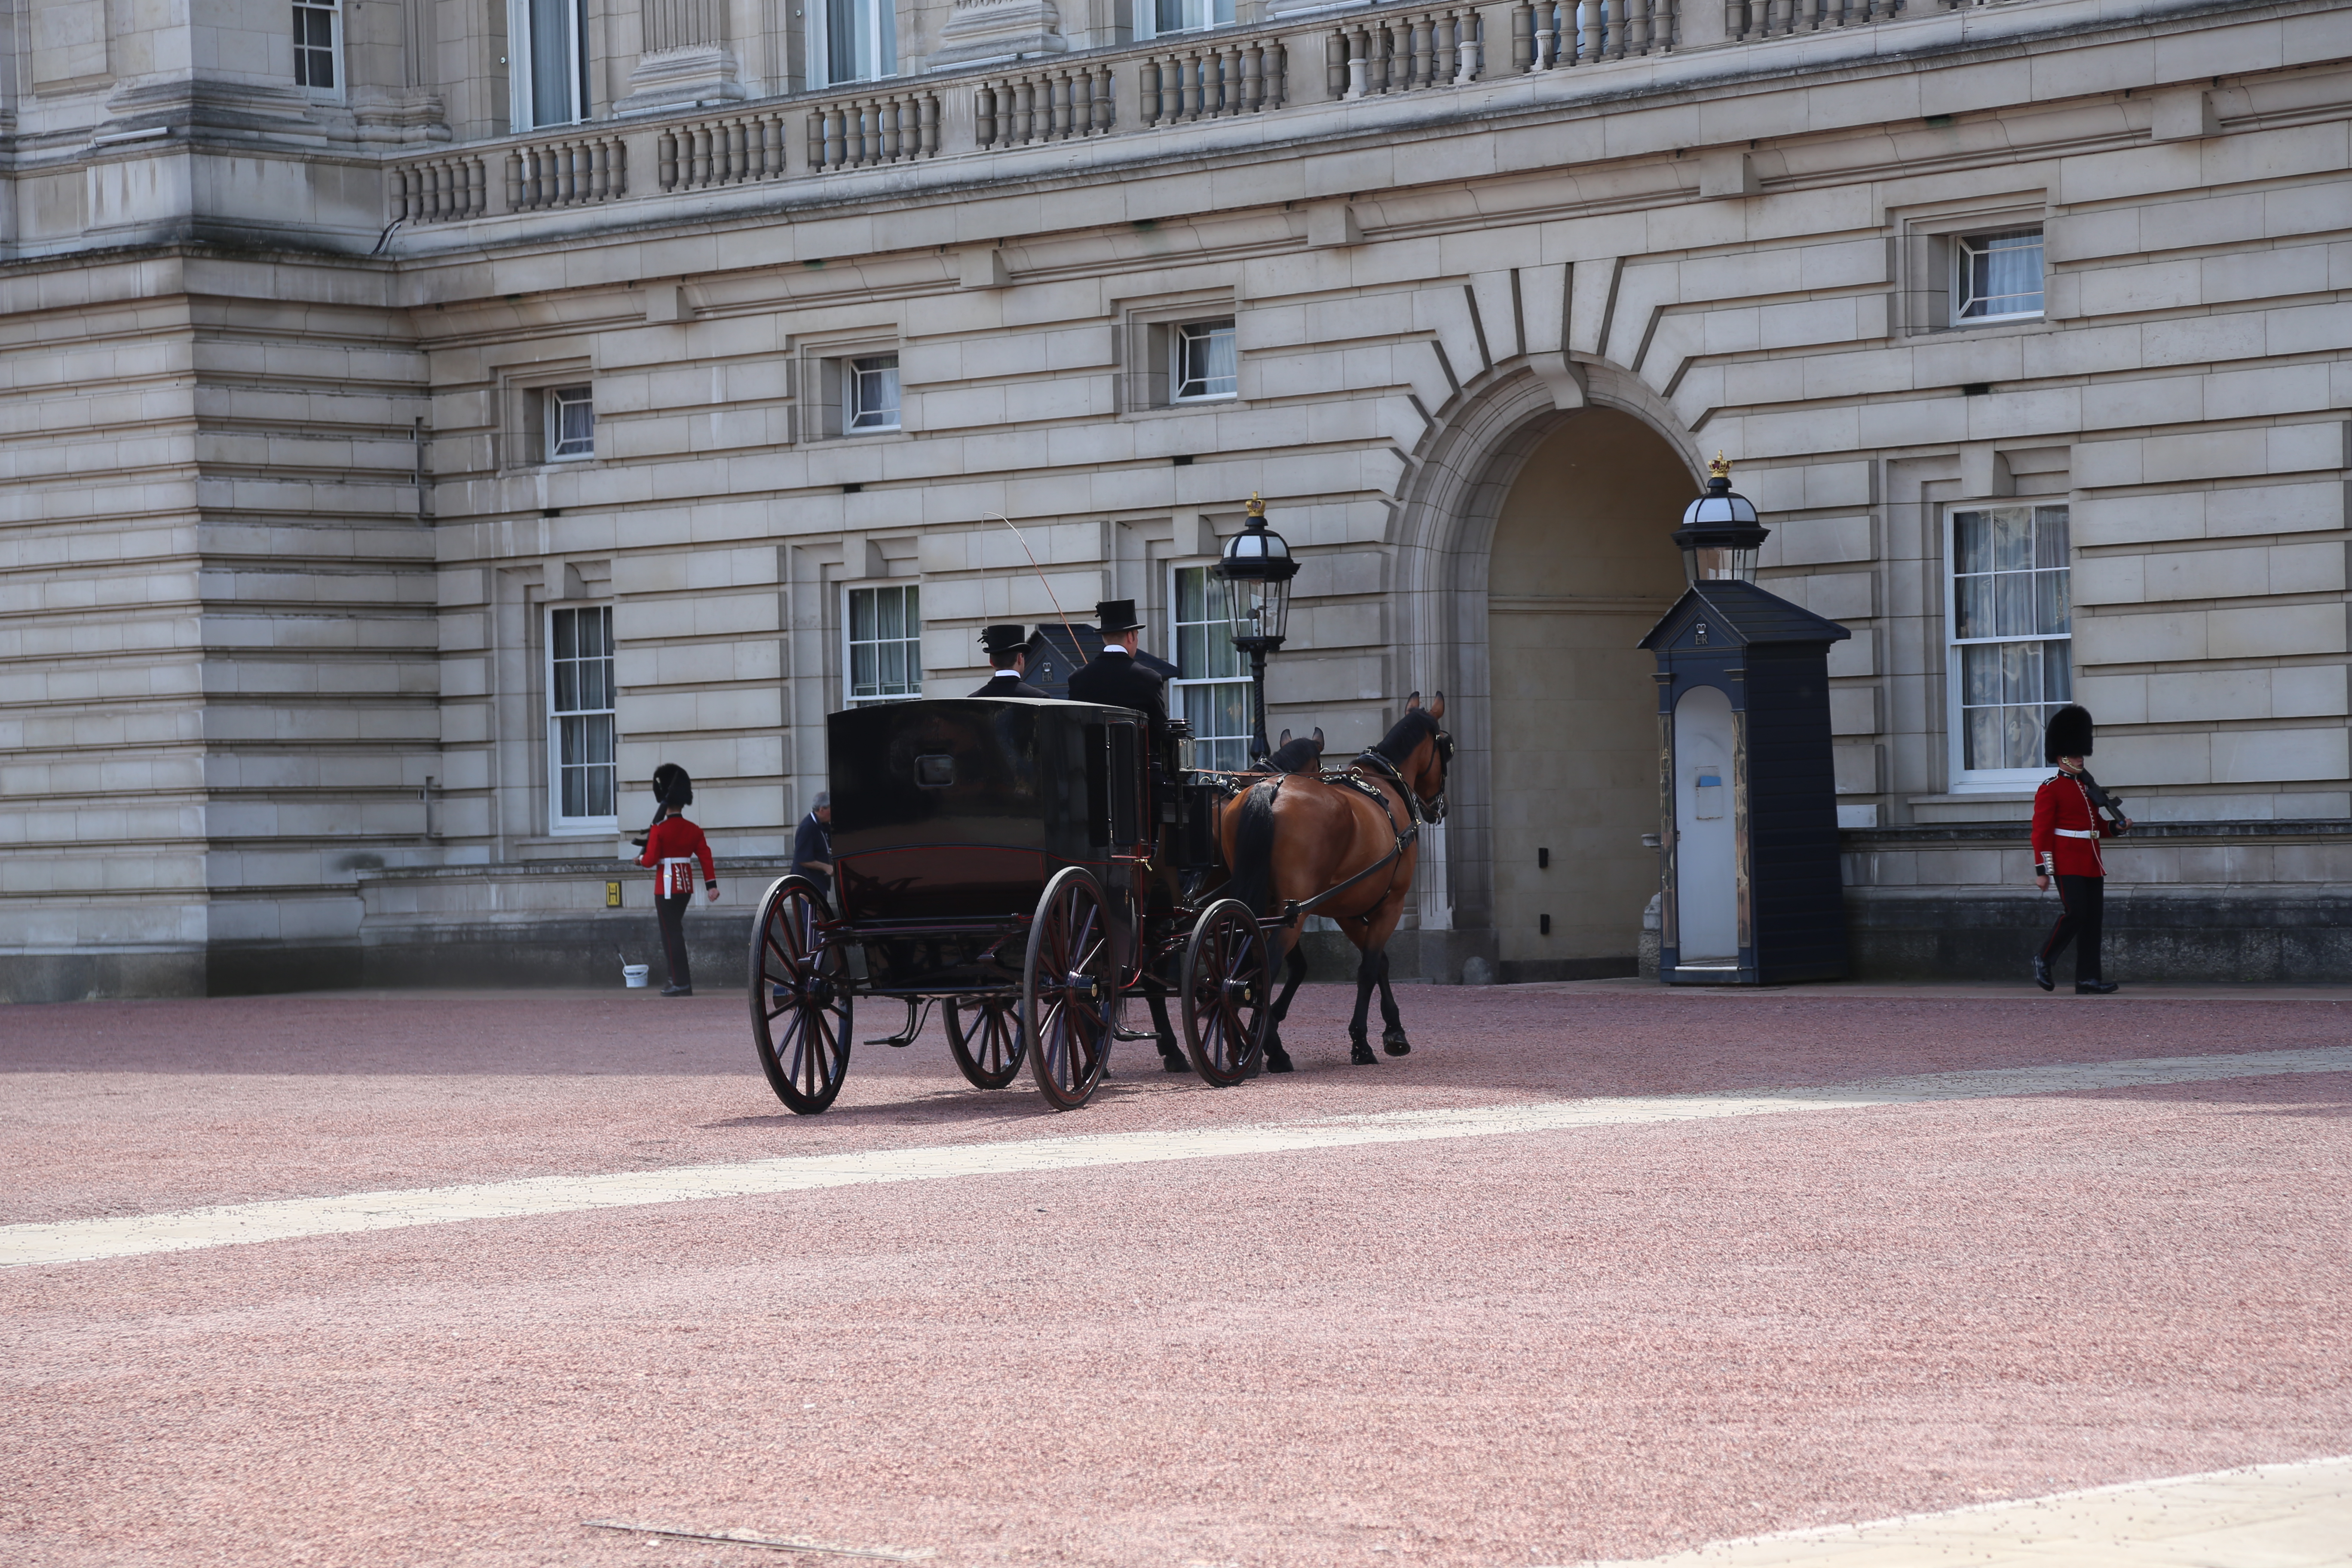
[2055,828,2098,839]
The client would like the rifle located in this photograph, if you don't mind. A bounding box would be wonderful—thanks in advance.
[2076,768,2129,830]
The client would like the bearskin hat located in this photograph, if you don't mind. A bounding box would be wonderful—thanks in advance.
[651,762,693,809]
[2043,704,2094,764]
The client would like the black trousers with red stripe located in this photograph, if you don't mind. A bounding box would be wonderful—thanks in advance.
[656,892,692,989]
[2038,873,2104,980]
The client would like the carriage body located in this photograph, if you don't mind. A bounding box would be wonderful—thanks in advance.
[748,696,1275,1114]
[826,698,1150,995]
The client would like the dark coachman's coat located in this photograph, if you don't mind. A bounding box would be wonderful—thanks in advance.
[1066,649,1167,726]
[971,669,1049,699]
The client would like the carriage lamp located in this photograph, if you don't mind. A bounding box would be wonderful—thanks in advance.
[1672,453,1770,585]
[1211,494,1300,762]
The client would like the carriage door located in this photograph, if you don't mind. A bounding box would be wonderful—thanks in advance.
[1672,684,1739,964]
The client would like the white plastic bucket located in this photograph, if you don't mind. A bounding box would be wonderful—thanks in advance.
[622,964,650,989]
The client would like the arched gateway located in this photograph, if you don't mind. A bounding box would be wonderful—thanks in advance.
[1394,362,1701,982]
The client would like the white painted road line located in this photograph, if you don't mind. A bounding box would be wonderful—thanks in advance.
[1572,1452,2352,1566]
[6,1046,2349,1271]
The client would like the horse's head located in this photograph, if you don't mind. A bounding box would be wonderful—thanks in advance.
[1399,692,1454,824]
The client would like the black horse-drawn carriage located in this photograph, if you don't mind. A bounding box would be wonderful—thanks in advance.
[746,697,1274,1112]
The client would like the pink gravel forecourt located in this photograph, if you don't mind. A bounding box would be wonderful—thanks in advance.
[4,980,2350,1567]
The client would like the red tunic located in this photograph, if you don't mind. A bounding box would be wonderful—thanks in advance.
[638,815,716,896]
[2030,771,2118,878]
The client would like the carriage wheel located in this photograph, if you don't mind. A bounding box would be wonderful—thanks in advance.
[1022,867,1114,1111]
[748,875,854,1115]
[943,994,1025,1090]
[1179,898,1271,1087]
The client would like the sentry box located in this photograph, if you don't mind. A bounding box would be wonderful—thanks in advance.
[1638,459,1853,986]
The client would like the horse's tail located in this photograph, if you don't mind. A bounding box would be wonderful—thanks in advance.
[1225,778,1283,916]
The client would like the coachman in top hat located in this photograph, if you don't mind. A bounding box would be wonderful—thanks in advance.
[2030,704,2132,994]
[971,623,1048,698]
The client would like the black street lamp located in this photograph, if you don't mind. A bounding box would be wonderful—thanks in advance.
[1672,453,1770,585]
[1210,493,1299,762]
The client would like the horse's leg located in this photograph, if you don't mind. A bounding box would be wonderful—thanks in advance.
[1348,940,1381,1065]
[1376,949,1410,1055]
[1263,931,1308,1073]
[1145,984,1187,1072]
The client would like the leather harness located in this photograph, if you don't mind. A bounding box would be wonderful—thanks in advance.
[1201,748,1430,928]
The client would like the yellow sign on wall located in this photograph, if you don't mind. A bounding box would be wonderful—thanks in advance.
[605,881,622,908]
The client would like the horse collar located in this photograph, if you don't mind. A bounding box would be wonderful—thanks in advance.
[1352,749,1420,825]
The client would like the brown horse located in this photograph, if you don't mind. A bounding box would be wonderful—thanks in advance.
[1218,694,1453,1069]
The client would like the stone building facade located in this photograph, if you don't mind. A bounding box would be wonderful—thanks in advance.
[2,0,2348,1000]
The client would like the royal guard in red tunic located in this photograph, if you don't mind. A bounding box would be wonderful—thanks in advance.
[2030,704,2131,994]
[635,763,718,997]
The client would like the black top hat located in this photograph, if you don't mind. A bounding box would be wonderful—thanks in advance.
[2043,704,2095,764]
[979,623,1029,661]
[1094,598,1144,633]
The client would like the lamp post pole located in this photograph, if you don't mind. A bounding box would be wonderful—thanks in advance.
[1240,639,1276,762]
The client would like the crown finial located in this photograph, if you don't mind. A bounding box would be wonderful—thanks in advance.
[1708,452,1732,481]
[1245,492,1266,519]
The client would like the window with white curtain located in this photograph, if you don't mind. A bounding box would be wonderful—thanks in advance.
[812,0,897,87]
[845,585,923,706]
[1946,504,2072,783]
[508,0,589,131]
[1170,564,1253,770]
[545,385,595,460]
[1953,228,2044,323]
[848,355,901,432]
[548,604,618,830]
[1136,0,1236,39]
[1171,320,1237,401]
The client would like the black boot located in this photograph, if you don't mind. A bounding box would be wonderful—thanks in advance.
[2075,978,2119,995]
[2032,955,2054,992]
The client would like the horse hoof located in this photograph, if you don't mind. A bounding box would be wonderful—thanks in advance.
[1161,1054,1190,1073]
[1264,1046,1295,1074]
[1350,1042,1378,1066]
[1383,1032,1411,1057]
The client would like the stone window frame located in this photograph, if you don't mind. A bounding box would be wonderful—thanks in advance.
[499,361,597,472]
[799,333,910,444]
[1118,292,1244,418]
[1892,196,2052,340]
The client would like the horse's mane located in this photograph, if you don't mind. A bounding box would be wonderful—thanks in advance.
[1371,709,1441,764]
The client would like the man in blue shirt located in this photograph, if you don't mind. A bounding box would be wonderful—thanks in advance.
[791,791,833,896]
